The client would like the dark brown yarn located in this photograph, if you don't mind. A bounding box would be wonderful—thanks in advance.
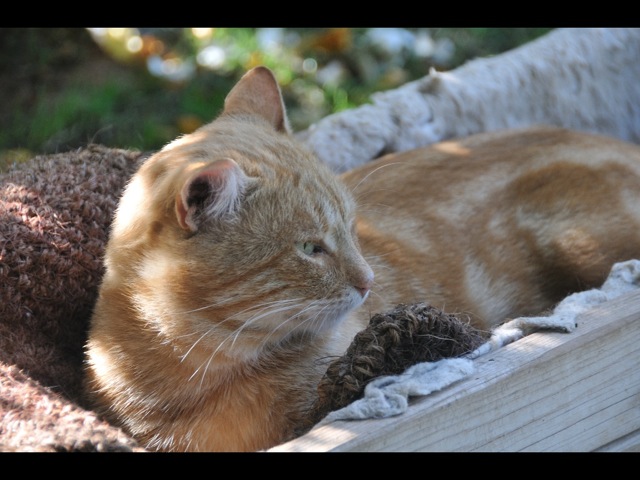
[306,303,489,426]
[0,145,144,405]
[0,363,144,452]
[0,145,146,452]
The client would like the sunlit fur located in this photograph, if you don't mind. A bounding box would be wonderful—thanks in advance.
[85,66,640,452]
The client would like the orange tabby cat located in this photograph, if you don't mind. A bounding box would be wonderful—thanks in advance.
[84,66,640,452]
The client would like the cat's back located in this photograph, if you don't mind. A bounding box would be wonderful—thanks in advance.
[342,126,640,205]
[346,126,640,324]
[344,126,640,234]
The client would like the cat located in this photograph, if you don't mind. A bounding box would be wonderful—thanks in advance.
[84,66,640,452]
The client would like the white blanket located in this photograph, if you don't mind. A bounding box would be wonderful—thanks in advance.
[302,29,640,173]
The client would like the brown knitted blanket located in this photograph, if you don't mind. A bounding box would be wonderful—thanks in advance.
[0,146,146,451]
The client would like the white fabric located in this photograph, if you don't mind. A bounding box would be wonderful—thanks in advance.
[317,259,640,425]
[301,28,640,172]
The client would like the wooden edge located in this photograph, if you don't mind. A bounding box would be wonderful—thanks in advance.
[270,289,640,452]
[596,429,640,452]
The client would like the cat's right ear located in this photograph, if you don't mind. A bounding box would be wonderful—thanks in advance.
[175,159,251,232]
[222,66,291,134]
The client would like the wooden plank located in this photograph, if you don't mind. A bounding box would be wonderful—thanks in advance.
[596,429,640,452]
[271,289,640,452]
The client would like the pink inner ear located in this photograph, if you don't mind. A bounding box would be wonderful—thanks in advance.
[175,159,245,232]
[176,191,191,230]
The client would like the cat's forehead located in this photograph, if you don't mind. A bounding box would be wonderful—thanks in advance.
[242,147,357,233]
[251,160,353,209]
[153,115,357,227]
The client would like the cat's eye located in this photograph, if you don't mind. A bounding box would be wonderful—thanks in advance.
[297,241,325,256]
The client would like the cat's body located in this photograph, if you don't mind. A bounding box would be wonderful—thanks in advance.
[85,66,640,452]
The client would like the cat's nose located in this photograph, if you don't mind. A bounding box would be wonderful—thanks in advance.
[354,285,370,298]
[353,274,374,298]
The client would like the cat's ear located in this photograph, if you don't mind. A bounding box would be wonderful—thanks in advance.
[175,159,251,232]
[223,66,291,134]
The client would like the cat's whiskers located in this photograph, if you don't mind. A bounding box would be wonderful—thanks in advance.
[226,299,307,348]
[367,286,386,304]
[350,161,404,193]
[260,299,325,343]
[220,297,303,327]
[305,300,348,334]
[236,298,305,326]
[172,296,239,315]
[179,328,213,363]
[354,201,398,219]
[365,262,394,273]
[257,295,344,348]
[297,292,360,334]
[364,249,403,261]
[362,249,401,269]
[287,299,333,333]
[178,298,301,364]
[187,298,307,385]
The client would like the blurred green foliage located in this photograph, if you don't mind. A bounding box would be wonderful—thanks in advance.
[0,27,551,167]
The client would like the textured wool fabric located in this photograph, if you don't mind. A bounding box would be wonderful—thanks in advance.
[1,145,145,451]
[0,363,143,452]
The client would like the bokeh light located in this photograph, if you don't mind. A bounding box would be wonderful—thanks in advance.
[197,45,226,70]
[0,28,552,161]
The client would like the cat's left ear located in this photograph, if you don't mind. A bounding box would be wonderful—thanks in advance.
[175,159,251,232]
[223,66,291,134]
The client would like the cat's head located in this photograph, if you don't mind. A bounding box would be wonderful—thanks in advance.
[104,67,374,360]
